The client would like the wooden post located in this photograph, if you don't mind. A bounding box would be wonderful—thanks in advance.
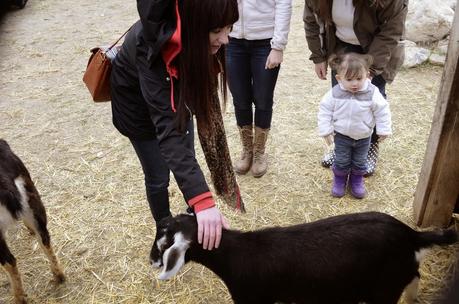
[413,6,459,228]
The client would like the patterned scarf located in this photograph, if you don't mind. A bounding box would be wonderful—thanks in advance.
[197,94,245,212]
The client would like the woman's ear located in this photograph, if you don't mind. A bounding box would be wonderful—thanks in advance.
[335,74,342,82]
[158,232,190,280]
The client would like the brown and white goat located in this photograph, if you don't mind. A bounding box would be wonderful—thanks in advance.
[150,212,457,304]
[0,139,65,304]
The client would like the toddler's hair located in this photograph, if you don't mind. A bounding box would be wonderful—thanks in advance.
[328,52,373,79]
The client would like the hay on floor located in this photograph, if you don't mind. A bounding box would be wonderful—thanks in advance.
[0,0,457,303]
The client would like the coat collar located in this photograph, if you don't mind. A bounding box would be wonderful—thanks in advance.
[333,79,375,100]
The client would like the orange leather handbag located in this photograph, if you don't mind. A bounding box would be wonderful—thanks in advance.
[83,27,130,102]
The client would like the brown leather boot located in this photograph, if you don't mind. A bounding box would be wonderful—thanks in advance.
[251,127,269,178]
[234,125,253,175]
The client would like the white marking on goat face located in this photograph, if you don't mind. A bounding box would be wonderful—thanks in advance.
[158,232,190,280]
[151,236,167,268]
[157,235,167,250]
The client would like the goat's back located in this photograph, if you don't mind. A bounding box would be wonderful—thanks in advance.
[223,211,451,256]
[219,212,417,262]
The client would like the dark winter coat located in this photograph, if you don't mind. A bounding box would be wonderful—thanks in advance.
[110,1,210,203]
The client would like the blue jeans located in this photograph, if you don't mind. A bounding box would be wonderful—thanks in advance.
[333,132,371,172]
[226,38,280,129]
[129,120,194,223]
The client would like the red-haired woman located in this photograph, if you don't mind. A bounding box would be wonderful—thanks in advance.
[110,0,239,250]
[304,0,407,176]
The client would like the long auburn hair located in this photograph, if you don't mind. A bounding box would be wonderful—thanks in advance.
[317,0,384,22]
[176,0,239,131]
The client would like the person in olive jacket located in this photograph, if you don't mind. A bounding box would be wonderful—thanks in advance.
[303,0,408,176]
[110,0,239,250]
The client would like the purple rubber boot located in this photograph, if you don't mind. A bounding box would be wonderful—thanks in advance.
[350,170,366,199]
[332,168,349,197]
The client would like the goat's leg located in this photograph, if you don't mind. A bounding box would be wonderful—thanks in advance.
[22,201,65,283]
[22,221,35,236]
[27,221,65,283]
[39,236,65,284]
[0,235,27,304]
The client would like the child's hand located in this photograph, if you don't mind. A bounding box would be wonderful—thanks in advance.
[378,135,388,142]
[323,134,334,146]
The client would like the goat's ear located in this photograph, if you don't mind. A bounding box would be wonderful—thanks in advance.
[158,232,190,280]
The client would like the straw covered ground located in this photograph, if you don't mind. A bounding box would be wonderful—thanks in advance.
[0,0,458,303]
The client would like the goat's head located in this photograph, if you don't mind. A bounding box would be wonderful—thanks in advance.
[150,214,197,280]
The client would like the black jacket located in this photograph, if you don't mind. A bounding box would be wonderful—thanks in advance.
[110,1,210,203]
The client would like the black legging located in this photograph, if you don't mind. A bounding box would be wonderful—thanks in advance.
[129,121,194,223]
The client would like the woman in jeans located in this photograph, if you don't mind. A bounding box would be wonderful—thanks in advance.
[227,0,292,178]
[304,0,407,176]
[110,0,239,250]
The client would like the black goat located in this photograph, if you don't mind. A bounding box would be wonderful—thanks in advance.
[150,212,457,304]
[0,139,65,304]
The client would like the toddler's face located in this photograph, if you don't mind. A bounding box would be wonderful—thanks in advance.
[336,69,368,93]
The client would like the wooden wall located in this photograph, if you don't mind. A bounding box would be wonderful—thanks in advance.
[413,7,459,228]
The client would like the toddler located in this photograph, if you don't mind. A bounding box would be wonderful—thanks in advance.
[318,52,392,198]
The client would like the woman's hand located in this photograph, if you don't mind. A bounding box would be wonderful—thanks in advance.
[265,49,283,69]
[196,206,230,250]
[314,62,328,80]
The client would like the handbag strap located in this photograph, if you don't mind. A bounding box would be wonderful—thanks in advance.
[107,25,133,51]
